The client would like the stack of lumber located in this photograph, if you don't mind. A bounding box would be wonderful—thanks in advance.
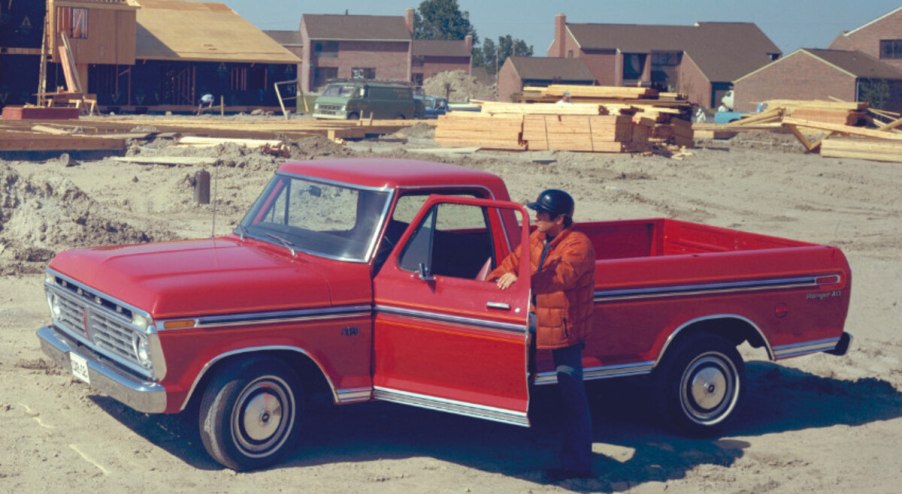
[650,117,694,147]
[434,113,526,150]
[478,101,607,116]
[520,84,660,103]
[523,115,642,152]
[520,85,694,147]
[764,100,867,126]
[820,137,902,163]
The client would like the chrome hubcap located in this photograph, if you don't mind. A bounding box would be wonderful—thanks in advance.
[243,392,283,442]
[232,376,295,457]
[690,366,727,410]
[680,352,738,425]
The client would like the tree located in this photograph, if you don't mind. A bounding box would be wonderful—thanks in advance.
[414,0,475,41]
[474,35,533,75]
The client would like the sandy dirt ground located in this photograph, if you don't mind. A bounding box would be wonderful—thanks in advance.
[1,121,900,493]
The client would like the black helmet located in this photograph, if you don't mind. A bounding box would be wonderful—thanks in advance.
[527,189,574,217]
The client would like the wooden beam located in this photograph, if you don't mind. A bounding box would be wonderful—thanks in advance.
[782,117,902,140]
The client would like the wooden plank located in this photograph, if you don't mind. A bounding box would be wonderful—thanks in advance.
[111,156,217,166]
[782,118,902,140]
[0,133,126,152]
[177,136,283,148]
[877,116,902,132]
[820,137,902,163]
[476,101,604,115]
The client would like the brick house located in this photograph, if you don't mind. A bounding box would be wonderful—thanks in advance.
[497,56,596,102]
[411,37,473,86]
[299,11,414,93]
[830,7,902,73]
[547,14,781,109]
[733,49,902,112]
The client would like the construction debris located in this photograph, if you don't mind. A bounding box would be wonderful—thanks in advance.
[698,99,902,163]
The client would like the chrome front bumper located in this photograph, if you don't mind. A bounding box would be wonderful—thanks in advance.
[37,326,167,413]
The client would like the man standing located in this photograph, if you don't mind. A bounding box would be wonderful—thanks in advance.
[490,189,596,480]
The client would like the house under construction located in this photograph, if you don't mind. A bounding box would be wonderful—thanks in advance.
[0,0,300,113]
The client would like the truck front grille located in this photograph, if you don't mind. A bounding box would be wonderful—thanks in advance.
[47,278,151,378]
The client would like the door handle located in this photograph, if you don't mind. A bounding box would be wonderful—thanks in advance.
[486,302,510,310]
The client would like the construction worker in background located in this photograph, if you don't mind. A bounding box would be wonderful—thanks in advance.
[197,93,214,115]
[489,189,596,481]
[557,91,573,105]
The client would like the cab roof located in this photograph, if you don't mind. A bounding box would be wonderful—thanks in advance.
[278,159,509,195]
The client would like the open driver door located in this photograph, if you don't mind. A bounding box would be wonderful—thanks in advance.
[372,196,533,426]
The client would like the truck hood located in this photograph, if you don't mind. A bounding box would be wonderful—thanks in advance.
[48,237,361,319]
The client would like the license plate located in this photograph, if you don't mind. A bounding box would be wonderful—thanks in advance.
[70,352,90,384]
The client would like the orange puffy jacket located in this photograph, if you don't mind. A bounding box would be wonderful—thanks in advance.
[489,228,596,350]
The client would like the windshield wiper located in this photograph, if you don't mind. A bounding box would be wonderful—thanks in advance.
[235,224,249,241]
[264,233,297,257]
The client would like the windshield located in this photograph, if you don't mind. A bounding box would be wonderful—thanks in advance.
[239,173,391,262]
[321,84,361,98]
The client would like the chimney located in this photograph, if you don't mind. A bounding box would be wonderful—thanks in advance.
[465,34,473,51]
[555,13,567,58]
[404,8,415,35]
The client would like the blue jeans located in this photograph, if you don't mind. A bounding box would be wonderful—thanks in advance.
[552,344,593,472]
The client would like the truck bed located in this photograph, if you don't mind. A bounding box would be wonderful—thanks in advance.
[533,218,851,379]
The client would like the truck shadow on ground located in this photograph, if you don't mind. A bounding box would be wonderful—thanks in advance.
[92,360,902,491]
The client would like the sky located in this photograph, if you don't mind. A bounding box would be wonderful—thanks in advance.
[226,0,901,55]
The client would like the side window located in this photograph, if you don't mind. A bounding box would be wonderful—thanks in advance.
[398,203,494,279]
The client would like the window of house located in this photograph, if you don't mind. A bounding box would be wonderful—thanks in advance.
[622,53,647,81]
[351,67,376,80]
[314,41,339,58]
[880,40,902,59]
[57,7,88,39]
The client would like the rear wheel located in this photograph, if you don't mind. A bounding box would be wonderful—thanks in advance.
[653,333,744,435]
[347,112,360,120]
[198,358,302,470]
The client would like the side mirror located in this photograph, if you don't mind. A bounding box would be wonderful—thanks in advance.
[417,262,435,282]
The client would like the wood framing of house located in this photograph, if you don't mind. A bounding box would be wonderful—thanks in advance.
[1,0,301,113]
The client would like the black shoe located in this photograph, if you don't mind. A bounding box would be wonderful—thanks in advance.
[542,467,594,482]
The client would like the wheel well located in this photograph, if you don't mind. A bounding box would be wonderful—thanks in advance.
[182,350,335,415]
[661,316,771,362]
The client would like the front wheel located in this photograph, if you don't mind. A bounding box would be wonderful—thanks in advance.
[653,334,744,435]
[198,358,302,470]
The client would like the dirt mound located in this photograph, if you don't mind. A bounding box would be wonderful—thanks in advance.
[423,70,496,102]
[0,164,159,273]
[285,135,354,160]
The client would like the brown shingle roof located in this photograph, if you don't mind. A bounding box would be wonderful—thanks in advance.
[302,14,410,41]
[509,57,595,83]
[265,30,304,47]
[804,49,902,79]
[412,39,470,58]
[567,21,781,82]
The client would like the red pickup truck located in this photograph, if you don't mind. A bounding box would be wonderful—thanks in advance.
[38,159,852,470]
